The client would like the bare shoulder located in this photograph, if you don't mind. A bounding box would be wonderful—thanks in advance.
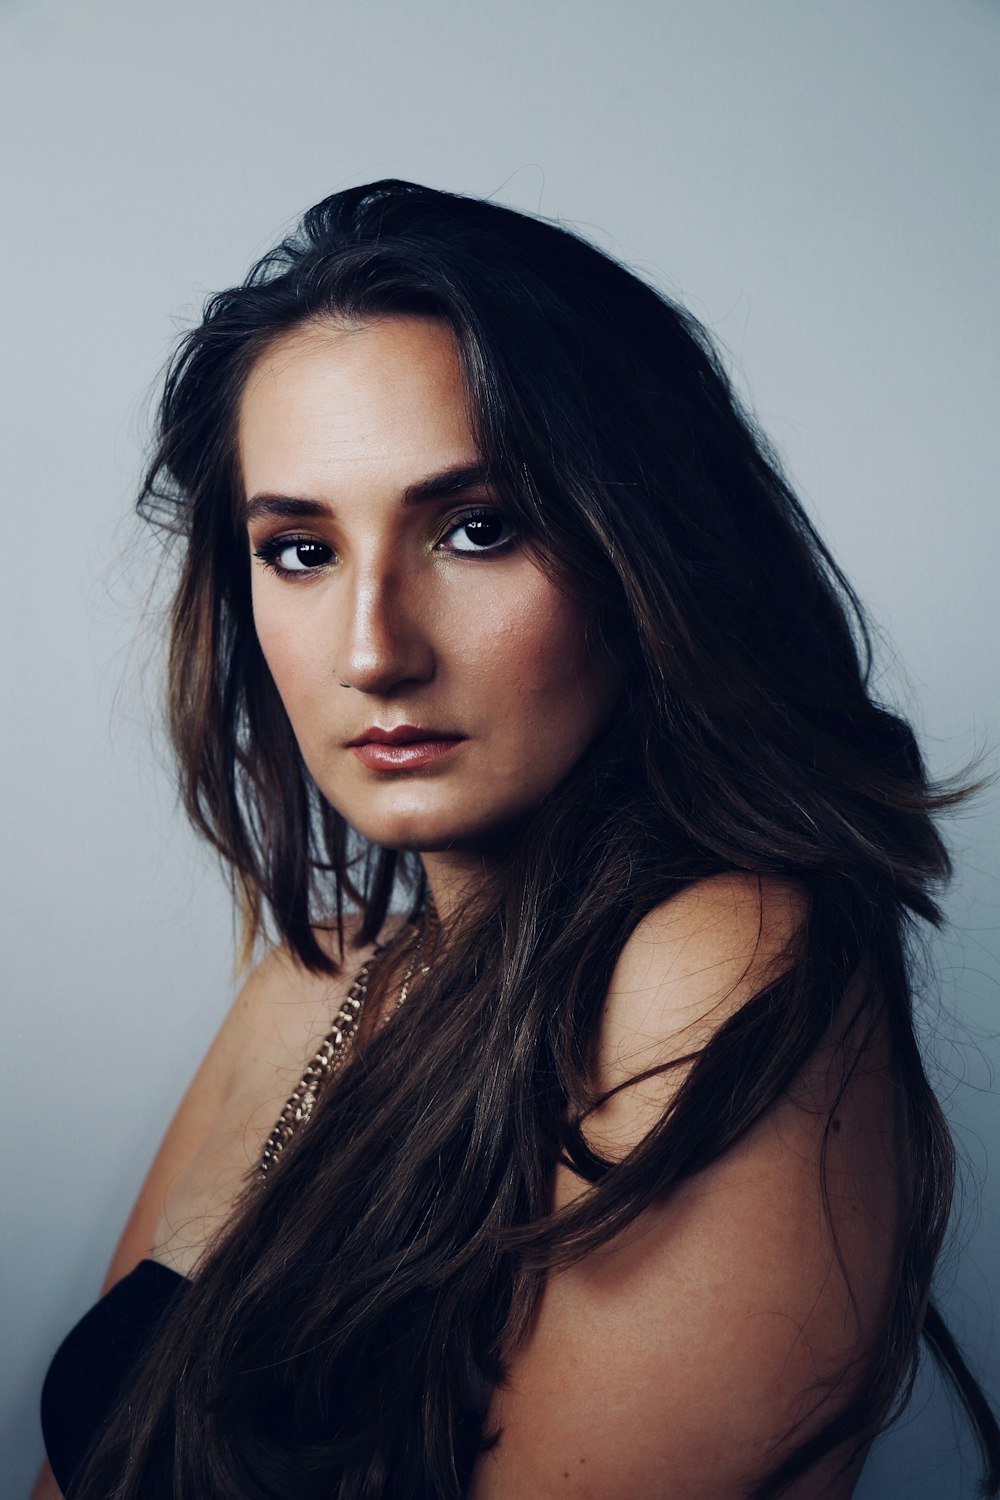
[587,872,809,1157]
[217,928,359,1075]
[610,870,808,1031]
[185,910,411,1092]
[471,876,897,1499]
[104,914,398,1288]
[153,918,373,1121]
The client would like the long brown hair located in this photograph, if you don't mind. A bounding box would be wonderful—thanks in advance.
[75,180,998,1499]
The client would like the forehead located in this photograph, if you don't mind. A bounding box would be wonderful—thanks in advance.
[237,316,479,494]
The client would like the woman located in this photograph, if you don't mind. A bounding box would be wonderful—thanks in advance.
[35,179,999,1499]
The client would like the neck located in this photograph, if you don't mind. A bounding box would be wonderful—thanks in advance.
[418,850,491,925]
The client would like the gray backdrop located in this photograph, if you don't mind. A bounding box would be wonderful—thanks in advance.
[2,1,997,1495]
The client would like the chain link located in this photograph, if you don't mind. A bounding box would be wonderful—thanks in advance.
[255,917,431,1181]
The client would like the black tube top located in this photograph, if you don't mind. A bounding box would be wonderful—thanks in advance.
[40,1258,188,1494]
[42,1258,494,1493]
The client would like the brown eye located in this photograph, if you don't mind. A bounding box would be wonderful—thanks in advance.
[254,537,336,574]
[441,509,514,554]
[280,541,334,570]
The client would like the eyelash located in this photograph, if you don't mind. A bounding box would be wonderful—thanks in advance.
[253,534,334,577]
[252,508,516,579]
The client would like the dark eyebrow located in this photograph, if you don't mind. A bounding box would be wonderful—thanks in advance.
[242,495,330,524]
[242,462,493,525]
[401,461,492,507]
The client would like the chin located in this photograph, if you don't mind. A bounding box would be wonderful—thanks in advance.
[347,803,531,856]
[370,825,497,855]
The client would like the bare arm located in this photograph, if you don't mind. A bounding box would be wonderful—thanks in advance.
[101,936,361,1287]
[28,1459,63,1500]
[28,967,256,1500]
[31,936,357,1498]
[470,875,897,1500]
[98,999,241,1292]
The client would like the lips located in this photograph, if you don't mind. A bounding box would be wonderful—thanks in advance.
[346,725,464,747]
[346,724,467,773]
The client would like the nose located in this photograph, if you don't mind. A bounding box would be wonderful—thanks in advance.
[337,558,435,696]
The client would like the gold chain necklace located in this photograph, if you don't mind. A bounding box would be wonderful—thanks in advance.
[255,915,433,1181]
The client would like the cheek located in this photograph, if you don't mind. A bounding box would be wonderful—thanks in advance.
[250,588,324,715]
[466,575,615,739]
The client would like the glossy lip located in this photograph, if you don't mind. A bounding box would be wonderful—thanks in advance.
[345,724,468,774]
[345,724,466,747]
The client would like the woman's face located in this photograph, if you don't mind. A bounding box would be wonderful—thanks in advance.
[239,315,620,856]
